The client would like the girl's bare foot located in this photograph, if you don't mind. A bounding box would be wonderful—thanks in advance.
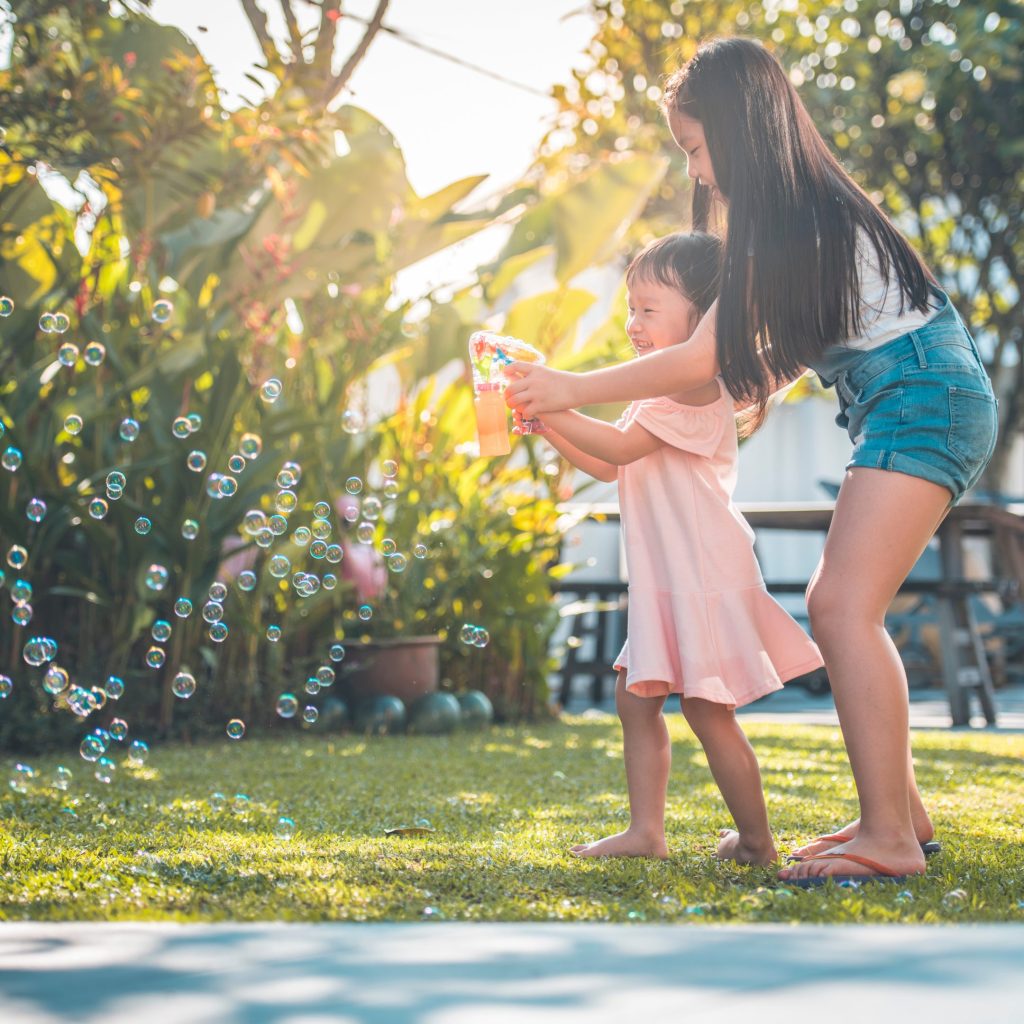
[570,829,669,859]
[715,828,777,866]
[789,815,935,860]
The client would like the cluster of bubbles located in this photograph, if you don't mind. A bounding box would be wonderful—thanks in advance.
[459,624,491,648]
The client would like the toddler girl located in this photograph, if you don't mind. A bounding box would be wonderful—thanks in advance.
[541,232,823,863]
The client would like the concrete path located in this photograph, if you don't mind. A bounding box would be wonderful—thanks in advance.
[1,922,1022,1023]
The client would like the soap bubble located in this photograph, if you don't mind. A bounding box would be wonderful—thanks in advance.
[276,469,297,489]
[94,756,116,784]
[325,544,343,563]
[145,646,166,669]
[145,564,169,591]
[134,516,152,535]
[356,522,374,544]
[54,312,71,333]
[106,471,127,490]
[186,450,207,472]
[276,693,298,718]
[472,627,490,648]
[3,446,24,472]
[172,671,196,699]
[275,490,297,514]
[237,570,257,592]
[202,601,224,624]
[358,604,373,621]
[52,765,72,791]
[0,675,12,699]
[269,554,291,578]
[459,624,477,645]
[260,378,283,403]
[151,619,172,642]
[292,526,311,547]
[79,734,105,762]
[11,580,32,605]
[181,519,200,540]
[26,498,47,523]
[382,459,398,477]
[341,408,364,434]
[226,718,245,739]
[88,497,109,519]
[231,793,250,813]
[109,718,128,741]
[174,597,193,618]
[151,299,174,323]
[239,433,262,459]
[64,414,84,435]
[266,624,282,642]
[83,341,106,366]
[39,312,58,333]
[413,543,428,559]
[217,475,237,498]
[11,604,33,626]
[209,622,228,643]
[309,541,328,560]
[187,412,202,432]
[383,480,400,501]
[329,643,346,662]
[302,705,319,724]
[345,476,363,495]
[105,675,125,700]
[119,418,140,442]
[9,762,36,793]
[171,416,192,439]
[42,665,69,694]
[209,791,227,811]
[380,537,397,555]
[106,484,123,502]
[388,552,408,573]
[57,342,80,366]
[274,816,296,841]
[205,473,224,498]
[128,739,149,765]
[362,496,382,521]
[227,454,246,474]
[315,665,335,686]
[0,296,13,317]
[322,573,337,590]
[942,889,968,911]
[313,501,331,519]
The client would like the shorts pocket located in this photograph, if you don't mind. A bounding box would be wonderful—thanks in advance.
[948,386,998,472]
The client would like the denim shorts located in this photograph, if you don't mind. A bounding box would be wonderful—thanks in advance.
[809,289,998,504]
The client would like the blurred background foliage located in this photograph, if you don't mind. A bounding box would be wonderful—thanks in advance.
[0,0,1021,749]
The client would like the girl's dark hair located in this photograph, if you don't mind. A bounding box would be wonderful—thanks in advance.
[626,231,722,315]
[663,37,934,416]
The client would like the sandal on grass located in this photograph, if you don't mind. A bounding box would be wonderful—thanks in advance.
[785,851,914,889]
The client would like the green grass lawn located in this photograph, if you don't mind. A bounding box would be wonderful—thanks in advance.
[2,716,1022,923]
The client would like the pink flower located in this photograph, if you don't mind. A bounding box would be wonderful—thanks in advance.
[340,539,387,603]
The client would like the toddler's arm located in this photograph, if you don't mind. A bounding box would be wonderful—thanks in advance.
[542,410,662,467]
[543,429,618,483]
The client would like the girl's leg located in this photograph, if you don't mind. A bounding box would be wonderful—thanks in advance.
[780,467,950,882]
[680,697,777,865]
[572,671,670,858]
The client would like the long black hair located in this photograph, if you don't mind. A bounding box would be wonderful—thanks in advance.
[663,37,934,414]
[626,231,722,316]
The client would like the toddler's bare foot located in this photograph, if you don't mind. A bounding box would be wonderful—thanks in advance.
[570,829,669,860]
[789,815,935,860]
[715,828,777,866]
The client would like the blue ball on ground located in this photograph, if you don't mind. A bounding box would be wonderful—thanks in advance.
[408,692,461,735]
[320,696,349,731]
[457,690,494,730]
[354,695,406,736]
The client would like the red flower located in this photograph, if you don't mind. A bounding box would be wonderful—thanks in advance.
[124,51,137,68]
[325,10,342,22]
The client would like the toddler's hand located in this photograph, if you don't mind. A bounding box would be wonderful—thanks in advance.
[504,362,577,417]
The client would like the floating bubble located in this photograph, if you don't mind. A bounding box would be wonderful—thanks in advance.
[303,705,319,724]
[88,497,108,519]
[64,414,84,435]
[322,572,337,590]
[54,312,71,333]
[66,686,93,716]
[205,473,224,497]
[42,665,69,694]
[202,601,224,624]
[209,622,229,643]
[232,793,250,813]
[151,619,172,642]
[311,518,331,540]
[119,418,140,442]
[171,416,192,439]
[52,765,72,791]
[128,739,149,765]
[134,516,152,535]
[313,501,331,520]
[186,450,207,472]
[380,538,397,556]
[895,890,914,904]
[173,597,193,618]
[268,554,291,578]
[187,412,202,432]
[345,476,363,495]
[94,756,116,784]
[0,675,12,699]
[80,734,105,762]
[226,718,245,740]
[362,496,382,521]
[388,552,408,573]
[11,580,32,605]
[292,526,311,547]
[209,791,227,811]
[276,693,298,718]
[472,627,490,649]
[181,519,200,540]
[356,522,374,544]
[260,378,283,403]
[9,763,36,793]
[275,490,297,514]
[106,471,127,491]
[39,312,58,333]
[0,296,13,317]
[309,540,328,560]
[358,604,373,622]
[88,688,107,712]
[209,582,229,604]
[83,341,106,366]
[237,570,257,592]
[459,624,477,645]
[382,480,400,501]
[276,469,297,489]
[151,299,174,323]
[244,510,268,535]
[218,475,237,498]
[109,718,128,741]
[325,544,343,563]
[266,624,282,642]
[106,484,123,502]
[12,604,32,626]
[172,671,196,699]
[382,459,398,477]
[413,543,428,559]
[329,643,345,662]
[25,498,47,523]
[274,816,296,841]
[3,446,23,472]
[942,889,968,911]
[145,646,166,669]
[105,675,125,700]
[57,341,79,367]
[239,433,262,459]
[144,564,169,591]
[224,454,244,475]
[341,408,364,434]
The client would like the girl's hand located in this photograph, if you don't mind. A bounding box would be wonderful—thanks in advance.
[504,362,579,416]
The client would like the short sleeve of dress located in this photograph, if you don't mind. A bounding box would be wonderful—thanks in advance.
[632,396,727,458]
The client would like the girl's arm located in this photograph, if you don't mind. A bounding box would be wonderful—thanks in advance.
[542,410,662,466]
[507,302,719,416]
[542,429,618,483]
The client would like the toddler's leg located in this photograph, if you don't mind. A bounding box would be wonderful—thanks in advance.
[572,671,670,859]
[680,697,777,865]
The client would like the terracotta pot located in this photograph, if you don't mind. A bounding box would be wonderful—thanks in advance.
[342,635,442,705]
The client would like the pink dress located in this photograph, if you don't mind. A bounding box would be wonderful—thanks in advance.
[614,381,823,706]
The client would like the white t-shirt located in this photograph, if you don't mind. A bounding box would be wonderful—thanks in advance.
[842,231,939,350]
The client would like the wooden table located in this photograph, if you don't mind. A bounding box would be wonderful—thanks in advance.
[555,501,1024,725]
